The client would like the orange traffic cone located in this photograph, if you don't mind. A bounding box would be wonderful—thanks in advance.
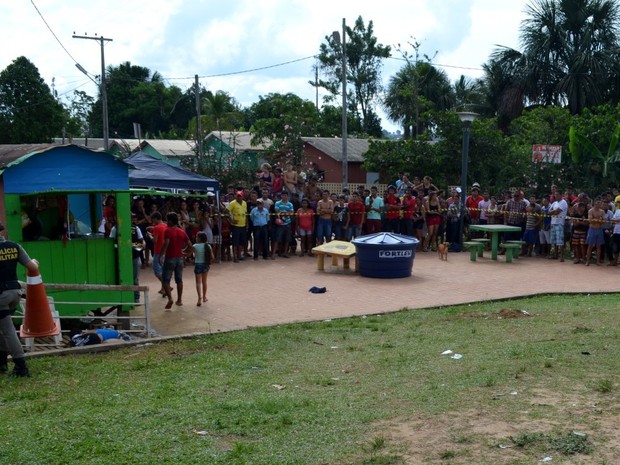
[20,268,60,338]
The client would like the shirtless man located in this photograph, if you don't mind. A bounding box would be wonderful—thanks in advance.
[585,198,606,266]
[316,190,335,245]
[283,163,298,194]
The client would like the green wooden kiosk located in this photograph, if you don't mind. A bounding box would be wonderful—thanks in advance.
[0,144,134,315]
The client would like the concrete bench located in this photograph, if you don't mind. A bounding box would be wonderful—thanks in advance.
[471,237,490,250]
[463,241,485,261]
[499,243,521,263]
[505,240,526,259]
[312,240,357,272]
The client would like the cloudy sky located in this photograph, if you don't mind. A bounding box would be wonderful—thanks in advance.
[4,0,531,131]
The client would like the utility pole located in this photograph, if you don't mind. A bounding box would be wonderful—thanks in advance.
[332,19,348,190]
[73,34,113,150]
[341,18,348,190]
[195,75,203,163]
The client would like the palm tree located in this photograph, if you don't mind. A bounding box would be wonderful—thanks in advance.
[202,91,243,133]
[487,0,620,116]
[383,62,454,138]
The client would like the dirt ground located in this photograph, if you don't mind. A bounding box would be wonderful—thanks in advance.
[372,388,620,464]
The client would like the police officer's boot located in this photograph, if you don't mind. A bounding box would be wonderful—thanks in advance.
[10,358,30,377]
[0,351,7,373]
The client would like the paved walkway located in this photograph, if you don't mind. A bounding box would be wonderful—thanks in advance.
[139,250,620,337]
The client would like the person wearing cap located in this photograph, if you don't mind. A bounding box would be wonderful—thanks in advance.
[250,199,270,260]
[0,223,39,377]
[226,191,248,263]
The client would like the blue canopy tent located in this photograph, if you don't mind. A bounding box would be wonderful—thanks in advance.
[125,151,219,193]
[124,151,223,261]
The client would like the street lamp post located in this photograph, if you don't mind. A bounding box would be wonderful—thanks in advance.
[332,18,348,190]
[457,111,478,247]
[73,34,112,150]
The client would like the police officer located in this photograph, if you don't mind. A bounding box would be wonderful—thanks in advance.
[0,222,39,377]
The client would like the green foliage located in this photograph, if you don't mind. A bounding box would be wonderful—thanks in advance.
[362,137,436,184]
[64,90,95,138]
[314,15,390,136]
[248,93,318,166]
[506,106,572,193]
[194,130,257,187]
[510,431,593,455]
[487,0,620,118]
[0,56,67,143]
[90,61,195,139]
[595,378,614,393]
[201,90,244,133]
[384,41,454,139]
[509,431,547,448]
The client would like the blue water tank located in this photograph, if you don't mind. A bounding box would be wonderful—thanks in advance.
[352,233,419,278]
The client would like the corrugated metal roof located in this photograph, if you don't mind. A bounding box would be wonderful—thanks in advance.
[53,137,106,150]
[302,137,377,162]
[0,144,57,169]
[139,139,196,157]
[203,132,380,161]
[205,131,269,151]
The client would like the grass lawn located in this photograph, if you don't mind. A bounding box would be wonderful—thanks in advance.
[1,294,619,464]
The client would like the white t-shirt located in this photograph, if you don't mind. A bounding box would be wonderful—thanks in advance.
[550,199,568,225]
[613,209,620,234]
[478,199,491,221]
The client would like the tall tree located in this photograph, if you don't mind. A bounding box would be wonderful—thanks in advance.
[0,56,66,143]
[202,90,243,133]
[248,93,318,166]
[313,16,390,136]
[90,61,192,139]
[64,90,95,139]
[480,54,527,132]
[383,61,454,138]
[489,0,620,117]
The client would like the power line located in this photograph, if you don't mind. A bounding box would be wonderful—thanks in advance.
[165,55,317,81]
[387,56,484,72]
[30,0,79,65]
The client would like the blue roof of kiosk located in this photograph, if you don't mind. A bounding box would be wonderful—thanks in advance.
[0,144,129,194]
[125,151,218,192]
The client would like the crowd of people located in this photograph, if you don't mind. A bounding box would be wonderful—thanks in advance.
[111,165,620,306]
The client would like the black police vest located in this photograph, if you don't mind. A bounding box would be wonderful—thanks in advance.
[0,241,20,284]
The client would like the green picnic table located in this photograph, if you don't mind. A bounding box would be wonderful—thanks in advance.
[469,224,522,260]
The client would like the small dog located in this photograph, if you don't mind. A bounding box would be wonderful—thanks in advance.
[437,242,449,261]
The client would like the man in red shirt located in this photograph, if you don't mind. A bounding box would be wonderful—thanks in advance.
[384,185,402,233]
[159,212,192,310]
[466,187,483,239]
[147,211,167,296]
[346,192,366,240]
[400,188,417,237]
[466,187,483,223]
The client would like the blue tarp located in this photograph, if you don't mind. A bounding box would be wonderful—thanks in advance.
[3,145,129,194]
[125,151,218,192]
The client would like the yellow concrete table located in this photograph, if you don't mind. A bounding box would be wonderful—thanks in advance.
[312,241,357,272]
